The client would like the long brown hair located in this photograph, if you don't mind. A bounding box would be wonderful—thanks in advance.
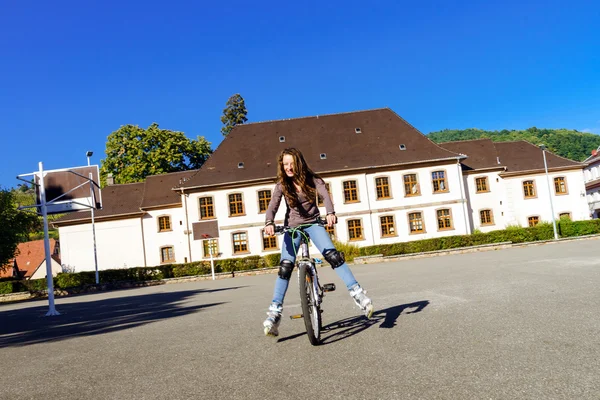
[277,148,320,209]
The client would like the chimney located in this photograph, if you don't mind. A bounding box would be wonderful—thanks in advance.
[592,150,598,156]
[107,173,114,186]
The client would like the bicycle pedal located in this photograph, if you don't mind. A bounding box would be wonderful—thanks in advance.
[289,314,303,320]
[323,283,336,292]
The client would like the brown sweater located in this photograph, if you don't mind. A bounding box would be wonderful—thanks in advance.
[265,178,334,227]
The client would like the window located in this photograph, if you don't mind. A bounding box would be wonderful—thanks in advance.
[199,197,215,220]
[528,216,540,227]
[375,177,391,200]
[228,193,245,216]
[258,190,271,213]
[408,212,424,233]
[202,239,219,258]
[158,216,171,232]
[475,177,488,193]
[232,232,248,253]
[317,182,332,206]
[325,225,336,240]
[347,219,363,240]
[480,209,494,225]
[559,212,571,220]
[437,209,453,230]
[403,174,420,196]
[523,180,536,198]
[343,180,359,203]
[262,230,278,250]
[380,215,396,237]
[432,171,448,193]
[160,246,175,263]
[554,177,567,194]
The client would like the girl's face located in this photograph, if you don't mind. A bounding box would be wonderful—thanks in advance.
[282,154,295,178]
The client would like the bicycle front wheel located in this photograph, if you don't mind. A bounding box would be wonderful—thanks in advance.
[298,263,321,346]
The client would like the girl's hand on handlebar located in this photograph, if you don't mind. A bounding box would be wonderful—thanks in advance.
[265,224,275,236]
[326,214,337,227]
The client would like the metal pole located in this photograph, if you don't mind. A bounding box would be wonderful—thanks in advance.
[209,240,215,280]
[542,149,559,240]
[39,162,60,316]
[89,172,99,284]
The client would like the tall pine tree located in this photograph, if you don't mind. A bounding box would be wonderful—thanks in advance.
[220,94,248,137]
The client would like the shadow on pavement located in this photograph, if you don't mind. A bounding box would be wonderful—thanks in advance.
[277,300,430,345]
[0,287,241,348]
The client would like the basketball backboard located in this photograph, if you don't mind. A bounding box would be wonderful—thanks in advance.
[34,165,102,215]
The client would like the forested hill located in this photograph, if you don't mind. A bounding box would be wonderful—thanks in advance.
[427,127,600,162]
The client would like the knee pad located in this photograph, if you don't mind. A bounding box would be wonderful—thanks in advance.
[278,259,294,280]
[323,249,345,269]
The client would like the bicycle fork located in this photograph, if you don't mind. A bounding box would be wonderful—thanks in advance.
[290,260,336,320]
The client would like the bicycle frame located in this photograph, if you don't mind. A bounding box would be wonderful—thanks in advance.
[295,233,322,309]
[274,219,335,345]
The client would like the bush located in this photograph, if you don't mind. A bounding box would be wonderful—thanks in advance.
[55,271,96,288]
[332,240,360,262]
[264,253,281,267]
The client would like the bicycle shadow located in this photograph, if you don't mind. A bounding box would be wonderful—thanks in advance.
[277,300,429,345]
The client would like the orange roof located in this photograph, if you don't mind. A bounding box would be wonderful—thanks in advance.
[0,239,60,279]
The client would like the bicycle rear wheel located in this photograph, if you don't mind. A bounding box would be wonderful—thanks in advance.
[298,263,321,345]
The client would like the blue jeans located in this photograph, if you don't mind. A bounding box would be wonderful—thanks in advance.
[271,224,358,306]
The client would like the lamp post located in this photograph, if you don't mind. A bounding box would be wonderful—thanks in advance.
[539,145,559,240]
[86,151,99,283]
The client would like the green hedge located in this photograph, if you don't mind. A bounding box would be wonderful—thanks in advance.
[0,253,279,295]
[2,220,599,295]
[359,220,599,258]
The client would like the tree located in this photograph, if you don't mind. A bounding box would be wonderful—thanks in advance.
[427,128,600,162]
[220,94,248,137]
[100,123,212,185]
[0,188,38,271]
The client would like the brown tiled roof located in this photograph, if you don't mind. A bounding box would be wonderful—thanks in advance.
[439,139,502,171]
[53,182,145,225]
[494,141,584,174]
[0,239,60,279]
[181,108,462,189]
[140,170,199,209]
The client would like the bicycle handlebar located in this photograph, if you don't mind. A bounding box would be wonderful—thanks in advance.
[274,217,328,235]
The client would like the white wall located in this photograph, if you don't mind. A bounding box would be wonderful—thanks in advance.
[462,171,505,232]
[503,169,589,226]
[58,165,590,271]
[185,160,469,259]
[584,159,600,218]
[142,207,190,266]
[59,218,145,272]
[31,259,62,279]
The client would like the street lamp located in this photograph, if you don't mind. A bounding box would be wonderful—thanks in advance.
[539,144,559,240]
[86,151,99,283]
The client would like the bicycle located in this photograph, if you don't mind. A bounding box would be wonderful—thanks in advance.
[274,218,336,346]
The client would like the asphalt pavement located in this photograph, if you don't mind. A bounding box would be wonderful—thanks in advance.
[1,238,599,400]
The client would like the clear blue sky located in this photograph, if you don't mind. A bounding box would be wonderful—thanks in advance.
[1,0,599,189]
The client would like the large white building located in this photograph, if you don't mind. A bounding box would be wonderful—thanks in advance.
[54,109,590,272]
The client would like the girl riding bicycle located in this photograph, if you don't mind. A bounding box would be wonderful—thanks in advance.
[263,148,374,337]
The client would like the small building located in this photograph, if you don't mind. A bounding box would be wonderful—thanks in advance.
[0,239,62,280]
